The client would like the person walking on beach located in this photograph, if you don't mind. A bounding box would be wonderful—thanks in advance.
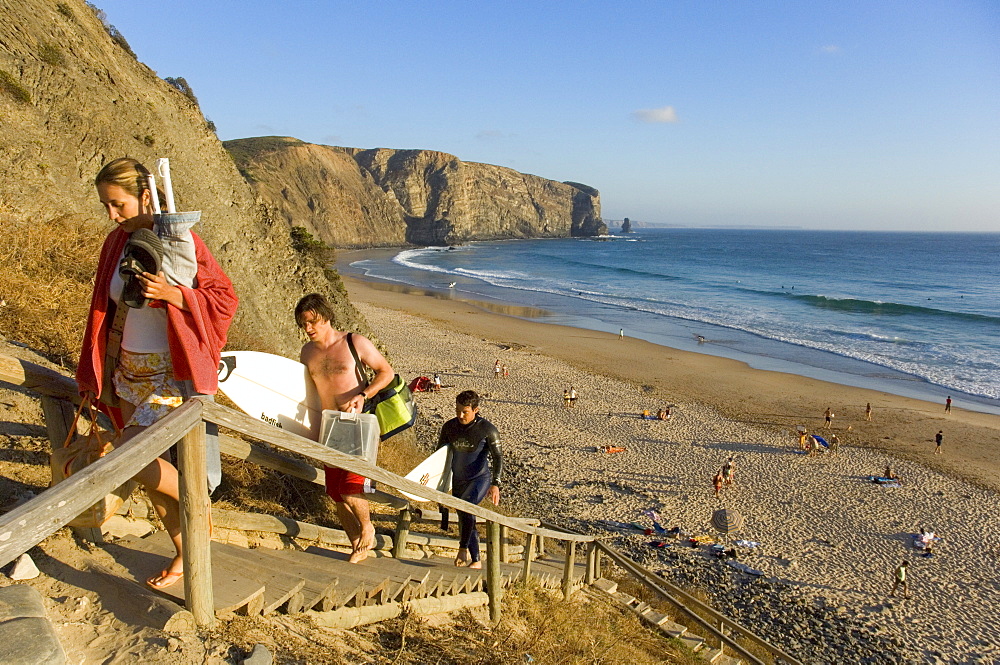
[563,389,571,409]
[935,430,943,455]
[568,386,578,408]
[619,328,624,340]
[945,396,952,413]
[722,457,735,485]
[297,293,395,563]
[438,390,503,569]
[824,407,834,429]
[829,433,840,454]
[890,560,910,599]
[865,402,872,421]
[502,364,509,378]
[494,359,501,380]
[712,471,724,498]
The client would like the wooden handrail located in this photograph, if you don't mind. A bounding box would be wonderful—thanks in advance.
[201,401,591,542]
[541,520,800,665]
[0,354,80,403]
[0,399,205,568]
[597,542,801,665]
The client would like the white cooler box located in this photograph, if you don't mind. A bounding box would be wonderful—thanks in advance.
[319,410,379,465]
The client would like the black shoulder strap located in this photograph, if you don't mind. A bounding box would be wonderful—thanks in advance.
[345,333,369,388]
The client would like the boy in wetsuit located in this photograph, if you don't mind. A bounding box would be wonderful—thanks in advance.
[438,390,502,569]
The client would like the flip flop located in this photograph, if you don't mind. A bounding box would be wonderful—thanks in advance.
[147,569,183,589]
[119,228,163,308]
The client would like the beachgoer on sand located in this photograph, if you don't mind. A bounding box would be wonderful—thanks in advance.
[935,430,943,455]
[494,359,501,379]
[619,328,624,340]
[945,396,952,413]
[563,389,571,409]
[437,390,503,569]
[890,560,910,598]
[297,293,395,563]
[723,457,735,485]
[824,407,834,429]
[502,365,509,378]
[432,373,442,392]
[713,471,724,498]
[865,402,872,421]
[568,386,578,408]
[78,158,239,589]
[829,433,840,454]
[657,407,668,421]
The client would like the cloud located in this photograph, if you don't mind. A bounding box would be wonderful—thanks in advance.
[820,44,841,54]
[632,106,679,124]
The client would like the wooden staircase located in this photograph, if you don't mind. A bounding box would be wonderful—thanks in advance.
[591,578,744,665]
[105,530,585,621]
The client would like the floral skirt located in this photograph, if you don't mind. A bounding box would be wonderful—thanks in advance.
[113,349,184,428]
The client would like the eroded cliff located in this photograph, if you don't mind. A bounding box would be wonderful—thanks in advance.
[227,139,607,248]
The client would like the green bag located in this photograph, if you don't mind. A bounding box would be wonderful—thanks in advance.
[346,334,418,440]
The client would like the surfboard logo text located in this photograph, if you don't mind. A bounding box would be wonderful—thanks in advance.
[260,413,283,429]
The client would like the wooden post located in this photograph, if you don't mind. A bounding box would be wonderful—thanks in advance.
[40,395,75,448]
[562,541,576,599]
[537,534,546,558]
[392,507,412,559]
[499,524,509,563]
[593,544,602,580]
[486,521,502,624]
[177,417,215,628]
[521,533,536,583]
[585,541,597,585]
[41,396,103,543]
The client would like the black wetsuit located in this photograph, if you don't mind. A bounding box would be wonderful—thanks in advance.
[438,415,502,562]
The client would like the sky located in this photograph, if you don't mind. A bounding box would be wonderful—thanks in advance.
[93,1,1000,231]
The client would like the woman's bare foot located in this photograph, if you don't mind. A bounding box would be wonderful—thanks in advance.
[147,556,183,589]
[468,560,482,569]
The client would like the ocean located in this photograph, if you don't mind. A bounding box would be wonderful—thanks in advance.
[341,229,1000,415]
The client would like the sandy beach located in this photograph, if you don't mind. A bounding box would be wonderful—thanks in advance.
[345,274,1000,664]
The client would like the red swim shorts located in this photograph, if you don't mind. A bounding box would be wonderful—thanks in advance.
[324,466,375,502]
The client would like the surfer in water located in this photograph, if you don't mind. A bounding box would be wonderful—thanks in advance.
[438,390,503,569]
[296,293,395,563]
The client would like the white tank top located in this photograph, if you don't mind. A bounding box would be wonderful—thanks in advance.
[109,248,170,353]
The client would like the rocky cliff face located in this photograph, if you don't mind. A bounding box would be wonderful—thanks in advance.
[0,0,367,358]
[228,140,607,248]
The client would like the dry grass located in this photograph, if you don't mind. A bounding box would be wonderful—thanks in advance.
[215,581,695,664]
[0,213,105,364]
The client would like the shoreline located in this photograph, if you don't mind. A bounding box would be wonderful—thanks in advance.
[338,247,1000,416]
[343,273,1000,494]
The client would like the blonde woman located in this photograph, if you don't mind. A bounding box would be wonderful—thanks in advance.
[76,158,238,588]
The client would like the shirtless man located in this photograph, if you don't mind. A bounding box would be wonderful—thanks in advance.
[296,294,394,563]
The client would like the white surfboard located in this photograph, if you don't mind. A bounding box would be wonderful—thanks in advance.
[217,351,321,440]
[401,447,452,502]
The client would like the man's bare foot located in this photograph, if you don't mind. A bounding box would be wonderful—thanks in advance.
[348,549,371,563]
[468,561,482,569]
[347,523,376,564]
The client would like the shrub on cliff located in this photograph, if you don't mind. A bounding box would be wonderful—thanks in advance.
[0,70,30,103]
[0,214,105,364]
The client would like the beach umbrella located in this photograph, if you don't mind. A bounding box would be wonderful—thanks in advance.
[711,508,744,547]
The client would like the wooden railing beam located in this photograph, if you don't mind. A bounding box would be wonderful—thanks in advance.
[0,399,204,568]
[202,402,589,542]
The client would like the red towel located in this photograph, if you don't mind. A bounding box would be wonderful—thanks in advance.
[77,228,237,420]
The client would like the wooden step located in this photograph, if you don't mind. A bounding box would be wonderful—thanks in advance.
[677,633,706,652]
[108,534,265,617]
